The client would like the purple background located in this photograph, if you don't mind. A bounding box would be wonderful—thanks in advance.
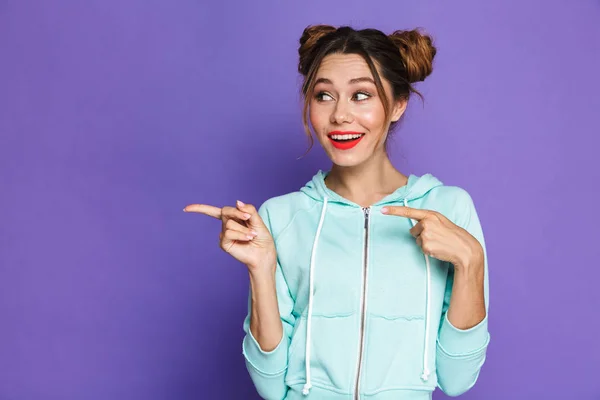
[1,1,599,399]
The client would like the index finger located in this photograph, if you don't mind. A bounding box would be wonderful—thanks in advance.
[381,206,431,221]
[183,204,222,219]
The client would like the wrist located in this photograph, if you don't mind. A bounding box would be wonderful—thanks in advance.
[248,262,277,282]
[247,251,277,274]
[455,241,484,272]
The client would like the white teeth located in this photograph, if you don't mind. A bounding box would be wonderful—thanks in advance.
[330,134,363,140]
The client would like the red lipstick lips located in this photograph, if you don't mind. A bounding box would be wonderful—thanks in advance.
[327,131,365,150]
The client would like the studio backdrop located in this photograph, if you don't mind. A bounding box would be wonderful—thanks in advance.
[1,0,599,399]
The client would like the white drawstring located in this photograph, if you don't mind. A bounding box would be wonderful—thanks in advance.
[303,197,329,396]
[404,199,431,382]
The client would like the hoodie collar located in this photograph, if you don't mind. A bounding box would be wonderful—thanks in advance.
[299,169,443,207]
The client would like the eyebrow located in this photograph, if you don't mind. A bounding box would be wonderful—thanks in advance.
[314,77,376,85]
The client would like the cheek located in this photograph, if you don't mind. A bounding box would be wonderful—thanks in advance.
[355,103,386,132]
[309,104,328,133]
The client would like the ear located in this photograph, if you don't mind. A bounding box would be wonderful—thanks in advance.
[390,98,408,122]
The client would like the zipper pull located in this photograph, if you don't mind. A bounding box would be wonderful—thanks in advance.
[363,207,370,228]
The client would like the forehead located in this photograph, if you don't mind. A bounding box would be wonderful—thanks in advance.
[315,53,373,82]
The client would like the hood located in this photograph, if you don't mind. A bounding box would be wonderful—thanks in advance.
[299,169,444,206]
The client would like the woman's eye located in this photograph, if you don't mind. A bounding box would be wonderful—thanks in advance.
[354,92,371,101]
[315,92,334,102]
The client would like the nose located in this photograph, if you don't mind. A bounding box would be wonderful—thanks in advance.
[330,100,353,125]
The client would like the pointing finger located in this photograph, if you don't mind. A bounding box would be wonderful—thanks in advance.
[381,206,431,221]
[183,204,222,219]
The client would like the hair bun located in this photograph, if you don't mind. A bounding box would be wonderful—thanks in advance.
[298,24,337,75]
[388,28,436,83]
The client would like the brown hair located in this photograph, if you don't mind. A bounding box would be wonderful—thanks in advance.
[298,25,436,154]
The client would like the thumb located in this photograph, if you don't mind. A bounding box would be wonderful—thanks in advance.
[236,200,265,230]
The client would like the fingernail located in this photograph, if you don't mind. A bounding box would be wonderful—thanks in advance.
[237,200,245,207]
[246,235,254,240]
[243,213,252,219]
[381,207,389,214]
[183,208,187,212]
[250,230,258,236]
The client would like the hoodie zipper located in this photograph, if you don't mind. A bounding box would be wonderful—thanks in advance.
[354,206,370,399]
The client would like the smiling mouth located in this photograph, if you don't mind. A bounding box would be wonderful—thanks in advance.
[327,131,365,150]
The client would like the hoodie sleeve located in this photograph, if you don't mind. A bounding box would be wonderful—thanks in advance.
[436,190,490,397]
[241,202,295,400]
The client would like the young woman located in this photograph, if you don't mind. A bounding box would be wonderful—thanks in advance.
[185,25,490,400]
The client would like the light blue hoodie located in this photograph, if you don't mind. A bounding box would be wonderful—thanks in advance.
[242,170,490,399]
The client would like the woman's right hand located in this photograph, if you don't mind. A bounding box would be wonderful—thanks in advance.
[183,200,277,275]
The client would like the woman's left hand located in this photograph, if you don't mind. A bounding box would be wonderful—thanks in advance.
[381,206,484,271]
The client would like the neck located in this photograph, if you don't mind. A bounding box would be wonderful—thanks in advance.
[325,151,408,207]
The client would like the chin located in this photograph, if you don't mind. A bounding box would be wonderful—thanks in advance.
[317,140,365,167]
[327,151,369,168]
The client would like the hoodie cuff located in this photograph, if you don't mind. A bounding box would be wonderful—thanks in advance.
[242,329,289,375]
[437,312,490,356]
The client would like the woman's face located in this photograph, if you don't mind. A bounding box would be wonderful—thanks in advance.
[309,53,406,167]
